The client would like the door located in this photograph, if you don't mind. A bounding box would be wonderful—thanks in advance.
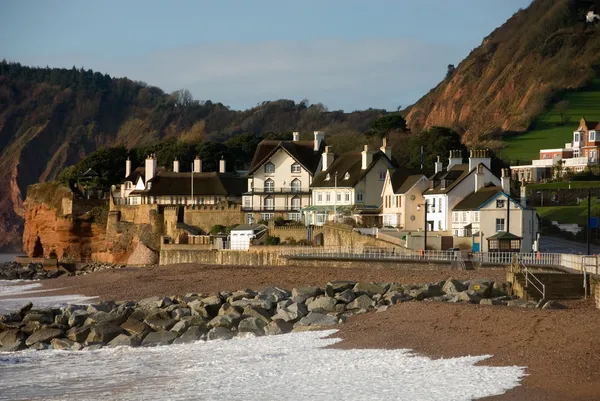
[472,235,480,252]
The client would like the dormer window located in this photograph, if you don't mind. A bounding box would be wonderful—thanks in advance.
[265,162,275,174]
[344,172,350,180]
[291,163,301,174]
[325,173,330,181]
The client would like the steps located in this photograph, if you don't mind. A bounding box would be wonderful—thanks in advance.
[508,270,588,301]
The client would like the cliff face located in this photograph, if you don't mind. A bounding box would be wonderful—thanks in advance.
[406,0,600,145]
[22,183,108,260]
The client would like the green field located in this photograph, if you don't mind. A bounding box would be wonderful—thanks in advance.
[527,181,600,190]
[501,79,600,163]
[537,197,600,226]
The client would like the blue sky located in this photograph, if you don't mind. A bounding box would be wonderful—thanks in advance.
[1,0,532,111]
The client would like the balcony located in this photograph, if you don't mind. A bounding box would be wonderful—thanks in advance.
[245,187,310,195]
[563,157,594,167]
[242,205,303,212]
[532,159,555,167]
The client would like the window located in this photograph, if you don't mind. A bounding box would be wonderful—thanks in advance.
[291,196,301,210]
[461,212,467,222]
[344,172,350,180]
[511,240,521,250]
[574,132,580,142]
[244,198,251,207]
[264,179,274,193]
[260,213,274,221]
[326,193,331,202]
[291,163,301,174]
[336,193,341,202]
[495,218,505,232]
[246,213,253,224]
[379,171,386,181]
[438,198,442,212]
[345,192,350,202]
[431,200,436,213]
[356,191,364,203]
[264,196,274,211]
[325,173,331,181]
[291,179,301,193]
[288,212,302,221]
[264,162,275,174]
[496,199,505,208]
[453,229,459,236]
[453,213,458,223]
[473,211,479,222]
[590,131,596,142]
[317,193,323,203]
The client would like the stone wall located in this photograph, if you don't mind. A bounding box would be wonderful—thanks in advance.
[267,222,323,243]
[592,276,600,309]
[322,222,393,249]
[183,205,244,233]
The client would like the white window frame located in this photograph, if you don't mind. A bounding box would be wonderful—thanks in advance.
[264,195,274,211]
[291,163,301,174]
[290,179,301,193]
[317,193,323,203]
[345,192,350,202]
[260,213,274,221]
[590,131,596,142]
[264,179,274,193]
[496,218,505,232]
[291,196,301,210]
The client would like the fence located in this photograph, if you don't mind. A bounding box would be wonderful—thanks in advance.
[282,246,462,262]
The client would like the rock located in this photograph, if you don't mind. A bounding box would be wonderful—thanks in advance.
[479,298,506,306]
[173,326,206,344]
[274,302,308,322]
[68,309,89,327]
[207,327,234,341]
[383,291,411,305]
[170,307,191,320]
[16,302,33,317]
[200,295,223,317]
[137,296,162,308]
[231,299,273,311]
[218,303,243,317]
[85,323,123,344]
[108,334,141,347]
[242,306,272,324]
[50,338,75,350]
[144,318,177,332]
[291,286,323,303]
[507,299,537,308]
[238,317,267,335]
[0,330,26,351]
[335,289,356,303]
[260,287,290,302]
[23,310,55,324]
[30,342,49,350]
[180,315,209,329]
[466,279,494,298]
[26,327,63,346]
[120,318,153,338]
[353,283,386,297]
[491,281,512,297]
[141,330,178,347]
[457,291,481,303]
[542,300,568,309]
[84,311,126,326]
[72,342,85,351]
[227,289,257,303]
[325,280,356,297]
[21,321,43,335]
[85,344,104,351]
[442,279,466,295]
[376,305,390,313]
[187,300,210,319]
[387,283,405,293]
[294,312,339,328]
[170,320,190,335]
[255,293,278,305]
[307,296,337,313]
[333,303,346,313]
[66,326,91,342]
[347,294,374,310]
[207,314,240,330]
[264,319,293,336]
[87,301,116,314]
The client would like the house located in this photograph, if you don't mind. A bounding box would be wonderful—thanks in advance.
[117,154,246,205]
[451,169,539,252]
[229,224,268,250]
[307,139,394,225]
[242,131,325,223]
[510,117,600,183]
[380,168,428,230]
[423,150,500,232]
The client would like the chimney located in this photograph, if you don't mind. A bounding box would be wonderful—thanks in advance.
[361,144,373,170]
[475,164,485,192]
[145,154,157,185]
[322,146,334,171]
[447,150,463,170]
[501,168,511,194]
[380,137,392,159]
[469,149,492,171]
[194,156,202,173]
[314,131,325,151]
[173,158,180,173]
[125,157,131,178]
[219,157,226,173]
[292,131,300,141]
[434,156,443,174]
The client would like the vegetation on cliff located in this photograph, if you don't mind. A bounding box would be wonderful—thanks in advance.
[406,0,600,147]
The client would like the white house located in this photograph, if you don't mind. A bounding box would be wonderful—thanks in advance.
[307,139,394,225]
[423,150,500,232]
[380,169,428,230]
[229,224,268,250]
[243,131,325,223]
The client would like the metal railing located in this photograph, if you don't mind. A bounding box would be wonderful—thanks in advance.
[472,252,562,266]
[519,260,546,300]
[282,247,461,262]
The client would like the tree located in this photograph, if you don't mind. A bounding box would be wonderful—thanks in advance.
[406,126,466,172]
[366,114,407,138]
[554,99,570,125]
[446,64,456,79]
[172,89,194,107]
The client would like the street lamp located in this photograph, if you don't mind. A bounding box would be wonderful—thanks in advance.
[416,200,428,252]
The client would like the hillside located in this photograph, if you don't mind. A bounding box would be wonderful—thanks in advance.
[0,62,383,251]
[406,0,600,147]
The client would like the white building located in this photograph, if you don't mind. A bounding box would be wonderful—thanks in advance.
[423,150,500,232]
[307,139,394,225]
[229,224,267,250]
[243,131,325,223]
[380,169,428,230]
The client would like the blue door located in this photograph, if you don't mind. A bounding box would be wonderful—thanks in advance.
[472,235,480,252]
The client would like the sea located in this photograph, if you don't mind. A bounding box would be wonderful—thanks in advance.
[0,268,526,400]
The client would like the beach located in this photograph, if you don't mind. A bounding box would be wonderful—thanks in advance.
[2,263,600,400]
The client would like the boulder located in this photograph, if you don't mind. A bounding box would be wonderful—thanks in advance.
[353,283,387,297]
[170,307,192,320]
[108,334,141,347]
[137,296,162,308]
[457,291,481,303]
[264,319,293,336]
[442,279,466,295]
[325,281,356,297]
[68,310,89,327]
[87,301,116,314]
[242,306,272,324]
[491,281,512,297]
[207,327,234,341]
[466,279,494,298]
[387,283,405,293]
[294,312,339,328]
[231,299,274,311]
[238,317,267,336]
[141,330,178,347]
[207,314,241,330]
[335,289,356,303]
[347,294,374,310]
[21,321,43,335]
[227,289,257,303]
[85,323,123,344]
[291,286,323,303]
[0,330,26,352]
[376,305,390,313]
[180,315,209,330]
[23,310,54,324]
[479,298,506,306]
[50,338,75,350]
[85,344,104,351]
[26,327,63,346]
[260,287,290,302]
[30,342,49,350]
[200,295,223,317]
[84,311,126,326]
[173,326,206,344]
[383,291,410,305]
[218,303,243,317]
[542,300,568,310]
[121,318,153,338]
[187,300,210,319]
[16,302,33,317]
[66,326,91,342]
[144,318,177,332]
[274,302,308,322]
[307,296,337,313]
[170,320,190,335]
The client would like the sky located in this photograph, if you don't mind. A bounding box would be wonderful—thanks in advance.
[1,0,532,112]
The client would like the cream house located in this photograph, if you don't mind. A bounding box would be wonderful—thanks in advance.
[307,139,394,225]
[242,131,325,222]
[380,169,428,230]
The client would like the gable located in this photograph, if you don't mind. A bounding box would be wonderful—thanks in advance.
[478,191,523,211]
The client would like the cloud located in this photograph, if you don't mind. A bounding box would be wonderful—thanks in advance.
[18,39,460,111]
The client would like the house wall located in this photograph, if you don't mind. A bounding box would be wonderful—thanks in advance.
[354,157,389,207]
[380,175,427,230]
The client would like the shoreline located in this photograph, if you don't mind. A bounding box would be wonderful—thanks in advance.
[2,263,600,400]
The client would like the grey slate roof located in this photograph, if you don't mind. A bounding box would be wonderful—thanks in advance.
[311,151,392,188]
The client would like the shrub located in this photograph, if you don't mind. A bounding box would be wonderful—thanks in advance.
[264,235,281,245]
[274,216,286,227]
[210,225,227,234]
